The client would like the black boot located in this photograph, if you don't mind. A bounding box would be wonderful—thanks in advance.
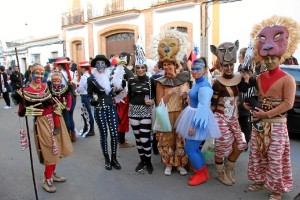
[144,156,154,174]
[104,156,112,170]
[80,114,88,137]
[86,127,95,137]
[111,155,121,170]
[135,155,146,172]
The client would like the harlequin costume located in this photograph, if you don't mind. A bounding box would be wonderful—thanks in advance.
[210,40,248,186]
[175,59,221,185]
[87,55,122,170]
[246,16,300,200]
[151,29,190,175]
[13,63,73,193]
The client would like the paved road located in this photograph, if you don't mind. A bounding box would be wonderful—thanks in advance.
[0,98,299,200]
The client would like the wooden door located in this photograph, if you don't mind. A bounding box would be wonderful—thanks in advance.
[106,32,135,66]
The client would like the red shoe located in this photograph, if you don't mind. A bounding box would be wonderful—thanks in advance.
[188,166,207,186]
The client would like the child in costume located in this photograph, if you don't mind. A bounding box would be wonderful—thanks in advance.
[245,16,300,200]
[175,58,221,186]
[48,70,72,135]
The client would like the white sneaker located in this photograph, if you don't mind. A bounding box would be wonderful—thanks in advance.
[164,166,172,176]
[3,106,11,109]
[177,166,187,176]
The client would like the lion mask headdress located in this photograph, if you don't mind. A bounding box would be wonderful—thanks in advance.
[251,15,300,64]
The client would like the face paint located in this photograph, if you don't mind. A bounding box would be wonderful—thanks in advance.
[264,56,280,70]
[191,67,203,72]
[96,60,106,71]
[51,77,62,88]
[32,68,44,84]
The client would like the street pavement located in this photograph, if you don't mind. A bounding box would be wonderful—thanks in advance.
[0,97,299,200]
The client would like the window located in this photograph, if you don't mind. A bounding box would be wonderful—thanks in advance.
[76,43,82,50]
[32,54,40,64]
[169,26,188,33]
[51,52,58,58]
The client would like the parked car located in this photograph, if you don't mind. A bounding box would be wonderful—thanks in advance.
[280,65,300,137]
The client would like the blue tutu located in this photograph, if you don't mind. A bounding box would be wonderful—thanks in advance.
[175,106,221,141]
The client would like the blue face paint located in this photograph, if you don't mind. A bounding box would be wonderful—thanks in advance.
[96,60,106,71]
[191,67,203,73]
[32,69,44,83]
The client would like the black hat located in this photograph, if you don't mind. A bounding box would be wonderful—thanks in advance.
[91,55,111,68]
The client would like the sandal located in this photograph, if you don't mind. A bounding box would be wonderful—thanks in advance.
[269,192,282,200]
[248,183,264,192]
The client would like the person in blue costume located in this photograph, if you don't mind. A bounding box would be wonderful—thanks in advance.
[175,59,221,186]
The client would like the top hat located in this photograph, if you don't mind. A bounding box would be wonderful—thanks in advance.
[91,55,111,68]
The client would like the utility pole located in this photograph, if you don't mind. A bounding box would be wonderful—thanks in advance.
[200,0,241,58]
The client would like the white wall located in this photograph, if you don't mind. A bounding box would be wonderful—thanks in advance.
[65,26,89,60]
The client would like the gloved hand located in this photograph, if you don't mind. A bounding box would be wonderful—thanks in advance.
[90,99,98,107]
[25,103,44,116]
[193,106,209,130]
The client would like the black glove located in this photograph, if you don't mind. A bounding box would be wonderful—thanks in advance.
[90,99,98,107]
[121,80,126,88]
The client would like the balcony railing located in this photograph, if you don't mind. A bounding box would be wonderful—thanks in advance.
[151,0,184,6]
[62,9,84,26]
[87,0,138,19]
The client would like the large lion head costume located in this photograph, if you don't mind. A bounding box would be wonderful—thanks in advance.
[251,15,300,64]
[150,29,190,64]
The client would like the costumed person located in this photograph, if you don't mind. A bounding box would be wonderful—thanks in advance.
[48,69,72,135]
[151,29,190,176]
[128,39,155,174]
[237,46,257,148]
[244,16,300,200]
[54,58,77,142]
[13,63,73,193]
[114,52,135,148]
[210,40,249,186]
[76,61,95,137]
[0,66,11,109]
[175,58,221,186]
[87,55,122,170]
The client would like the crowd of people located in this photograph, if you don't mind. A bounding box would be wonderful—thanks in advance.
[1,15,299,200]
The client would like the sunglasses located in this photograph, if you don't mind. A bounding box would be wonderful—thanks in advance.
[136,66,146,70]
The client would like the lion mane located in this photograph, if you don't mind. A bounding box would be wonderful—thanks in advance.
[251,15,300,63]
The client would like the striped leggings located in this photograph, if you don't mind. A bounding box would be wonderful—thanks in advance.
[129,117,152,163]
